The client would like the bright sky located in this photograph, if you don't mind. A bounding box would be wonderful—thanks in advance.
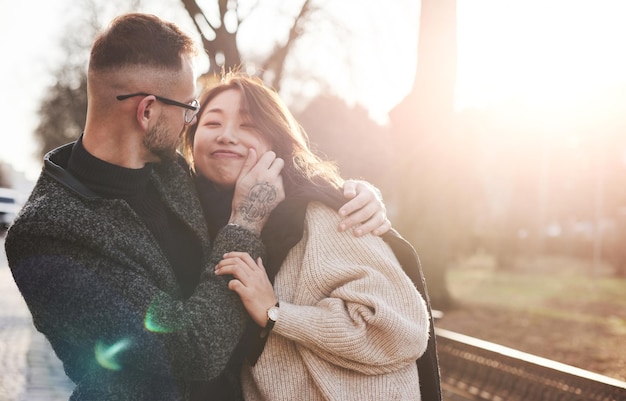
[456,0,626,110]
[0,1,69,182]
[2,0,626,182]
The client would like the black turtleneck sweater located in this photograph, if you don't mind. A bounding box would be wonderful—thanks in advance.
[66,138,203,299]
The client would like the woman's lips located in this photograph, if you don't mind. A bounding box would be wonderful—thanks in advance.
[211,149,242,158]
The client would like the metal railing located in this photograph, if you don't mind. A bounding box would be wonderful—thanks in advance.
[436,328,626,401]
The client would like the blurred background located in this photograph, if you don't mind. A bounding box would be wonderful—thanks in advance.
[1,0,624,383]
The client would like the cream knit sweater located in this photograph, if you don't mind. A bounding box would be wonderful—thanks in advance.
[242,202,430,401]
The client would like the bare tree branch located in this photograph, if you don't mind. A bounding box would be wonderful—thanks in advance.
[181,0,241,73]
[261,0,316,90]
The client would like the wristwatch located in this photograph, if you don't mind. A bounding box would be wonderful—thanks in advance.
[265,302,280,332]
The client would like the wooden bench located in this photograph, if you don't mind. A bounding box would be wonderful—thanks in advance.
[435,328,626,401]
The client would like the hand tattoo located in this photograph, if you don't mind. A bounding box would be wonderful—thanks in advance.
[236,182,277,223]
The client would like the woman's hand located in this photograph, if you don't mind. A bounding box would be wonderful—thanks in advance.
[338,180,391,237]
[215,251,277,327]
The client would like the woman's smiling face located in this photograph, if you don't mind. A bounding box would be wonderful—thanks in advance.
[192,89,272,191]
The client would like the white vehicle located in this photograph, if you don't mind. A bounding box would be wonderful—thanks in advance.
[0,187,20,231]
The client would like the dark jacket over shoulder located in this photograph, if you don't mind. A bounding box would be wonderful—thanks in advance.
[383,230,443,401]
[4,143,263,401]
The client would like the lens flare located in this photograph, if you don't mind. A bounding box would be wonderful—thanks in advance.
[95,339,131,371]
[144,295,187,333]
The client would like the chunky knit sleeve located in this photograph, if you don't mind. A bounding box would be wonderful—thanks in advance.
[272,203,430,375]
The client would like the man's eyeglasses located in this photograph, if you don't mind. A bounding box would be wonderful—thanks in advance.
[116,92,200,124]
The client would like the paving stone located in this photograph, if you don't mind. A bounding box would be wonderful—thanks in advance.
[1,250,74,401]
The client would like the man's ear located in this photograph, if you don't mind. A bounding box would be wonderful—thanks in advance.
[136,96,157,131]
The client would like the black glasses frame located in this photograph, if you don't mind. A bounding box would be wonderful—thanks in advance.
[116,92,200,124]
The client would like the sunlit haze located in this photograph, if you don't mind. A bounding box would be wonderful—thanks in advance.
[2,1,626,181]
[456,0,626,111]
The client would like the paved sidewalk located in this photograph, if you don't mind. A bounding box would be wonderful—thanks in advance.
[0,262,73,401]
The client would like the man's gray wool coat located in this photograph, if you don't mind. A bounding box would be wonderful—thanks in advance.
[5,143,264,400]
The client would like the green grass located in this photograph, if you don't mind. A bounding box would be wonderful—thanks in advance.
[448,253,626,315]
[442,252,626,380]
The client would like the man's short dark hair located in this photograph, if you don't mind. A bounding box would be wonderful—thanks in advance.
[89,13,197,72]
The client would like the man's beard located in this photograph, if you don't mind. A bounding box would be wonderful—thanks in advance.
[144,115,180,162]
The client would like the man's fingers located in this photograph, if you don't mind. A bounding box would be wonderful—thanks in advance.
[372,215,391,236]
[253,150,277,170]
[342,179,357,199]
[342,206,381,234]
[241,151,283,183]
[238,148,258,179]
[353,211,389,237]
[268,156,285,175]
[338,190,371,218]
[337,180,390,236]
[339,198,377,229]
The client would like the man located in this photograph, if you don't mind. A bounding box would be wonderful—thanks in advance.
[5,13,389,401]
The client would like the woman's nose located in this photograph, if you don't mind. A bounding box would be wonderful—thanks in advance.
[217,127,237,144]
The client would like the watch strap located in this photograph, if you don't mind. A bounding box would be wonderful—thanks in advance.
[262,301,280,336]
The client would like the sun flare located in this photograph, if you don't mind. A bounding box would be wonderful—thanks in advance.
[456,0,626,111]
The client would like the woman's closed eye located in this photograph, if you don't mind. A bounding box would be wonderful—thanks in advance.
[204,120,221,128]
[240,123,257,130]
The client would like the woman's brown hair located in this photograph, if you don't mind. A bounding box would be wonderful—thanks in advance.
[181,72,343,193]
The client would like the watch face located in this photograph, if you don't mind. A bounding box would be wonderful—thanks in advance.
[268,306,279,322]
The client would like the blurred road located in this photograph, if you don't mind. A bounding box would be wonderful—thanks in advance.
[0,235,73,401]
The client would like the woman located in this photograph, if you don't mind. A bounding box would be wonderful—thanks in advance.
[182,73,434,401]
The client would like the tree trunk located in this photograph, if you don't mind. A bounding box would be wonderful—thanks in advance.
[389,0,458,310]
[180,0,241,73]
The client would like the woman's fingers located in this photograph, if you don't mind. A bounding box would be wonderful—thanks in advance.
[215,253,277,326]
[215,253,256,284]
